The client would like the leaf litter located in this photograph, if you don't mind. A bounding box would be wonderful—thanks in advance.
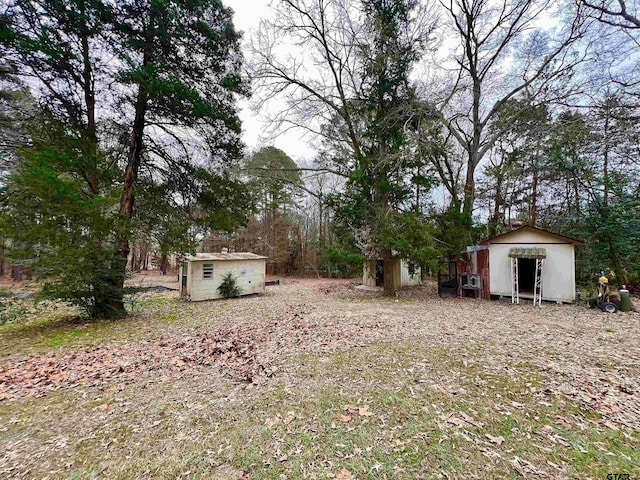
[2,278,640,432]
[0,301,385,401]
[1,276,639,478]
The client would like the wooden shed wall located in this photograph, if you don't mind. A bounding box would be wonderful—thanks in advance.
[399,260,421,286]
[362,259,421,288]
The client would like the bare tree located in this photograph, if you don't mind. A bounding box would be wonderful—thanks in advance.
[431,0,588,221]
[581,0,640,28]
[579,1,640,96]
[251,0,438,296]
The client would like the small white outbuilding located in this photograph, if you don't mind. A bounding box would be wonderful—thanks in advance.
[480,226,583,303]
[180,252,267,301]
[362,258,421,289]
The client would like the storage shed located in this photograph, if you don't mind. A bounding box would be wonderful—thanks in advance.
[362,258,421,289]
[480,226,583,304]
[180,252,267,301]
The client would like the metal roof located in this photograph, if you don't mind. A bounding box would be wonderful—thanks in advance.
[185,252,267,261]
[508,247,546,259]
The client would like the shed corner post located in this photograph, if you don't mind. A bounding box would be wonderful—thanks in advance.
[511,257,519,304]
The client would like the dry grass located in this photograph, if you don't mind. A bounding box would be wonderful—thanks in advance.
[1,275,639,479]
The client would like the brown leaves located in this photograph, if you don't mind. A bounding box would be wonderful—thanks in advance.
[443,412,483,429]
[264,417,280,429]
[485,434,505,446]
[358,406,373,417]
[264,411,296,430]
[0,324,281,401]
[334,468,356,480]
[338,413,352,423]
[338,404,374,423]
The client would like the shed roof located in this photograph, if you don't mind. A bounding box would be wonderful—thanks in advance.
[480,225,584,245]
[185,252,267,261]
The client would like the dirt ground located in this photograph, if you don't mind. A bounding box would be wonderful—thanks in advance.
[1,275,639,479]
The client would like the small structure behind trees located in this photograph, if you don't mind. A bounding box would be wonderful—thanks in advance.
[362,258,421,289]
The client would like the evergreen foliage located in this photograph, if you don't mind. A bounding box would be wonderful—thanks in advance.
[244,147,302,215]
[217,272,242,298]
[1,115,124,318]
[0,0,247,317]
[1,0,639,304]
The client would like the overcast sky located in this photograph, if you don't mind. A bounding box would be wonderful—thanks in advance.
[224,0,316,163]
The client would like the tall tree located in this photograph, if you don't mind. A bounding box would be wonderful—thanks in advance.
[432,0,586,226]
[0,114,123,317]
[2,0,121,316]
[2,0,106,192]
[108,0,247,314]
[244,146,302,218]
[477,99,552,233]
[2,0,247,317]
[253,0,437,295]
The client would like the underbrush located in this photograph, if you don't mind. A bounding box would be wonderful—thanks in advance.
[0,296,75,327]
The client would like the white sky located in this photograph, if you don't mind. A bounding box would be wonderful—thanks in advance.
[224,0,317,163]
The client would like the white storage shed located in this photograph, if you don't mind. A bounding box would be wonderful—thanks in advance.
[180,252,267,301]
[480,226,583,303]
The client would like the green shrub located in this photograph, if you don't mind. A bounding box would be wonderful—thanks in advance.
[320,245,365,278]
[218,272,242,298]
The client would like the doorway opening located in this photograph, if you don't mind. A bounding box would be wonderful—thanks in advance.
[518,258,536,294]
[375,260,384,287]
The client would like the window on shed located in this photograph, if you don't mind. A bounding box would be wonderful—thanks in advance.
[202,263,214,280]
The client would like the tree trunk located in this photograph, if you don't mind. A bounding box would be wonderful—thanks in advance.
[78,6,127,318]
[461,155,476,239]
[160,253,168,275]
[80,3,99,196]
[489,163,505,236]
[603,109,610,208]
[463,148,478,220]
[109,78,149,317]
[530,147,539,225]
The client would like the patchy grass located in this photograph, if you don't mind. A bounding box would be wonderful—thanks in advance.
[2,343,638,479]
[44,327,86,347]
[1,279,639,479]
[0,293,228,358]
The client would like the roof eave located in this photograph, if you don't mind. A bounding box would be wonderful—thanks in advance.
[480,225,584,246]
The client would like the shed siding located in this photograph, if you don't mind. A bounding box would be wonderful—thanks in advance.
[399,260,421,286]
[184,258,266,301]
[362,259,421,288]
[363,260,376,287]
[488,230,576,302]
[489,229,573,245]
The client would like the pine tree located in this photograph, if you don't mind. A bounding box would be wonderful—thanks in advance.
[1,0,247,317]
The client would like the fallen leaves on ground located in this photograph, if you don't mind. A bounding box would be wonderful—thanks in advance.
[0,303,383,401]
[485,434,505,446]
[1,278,639,434]
[334,467,356,480]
